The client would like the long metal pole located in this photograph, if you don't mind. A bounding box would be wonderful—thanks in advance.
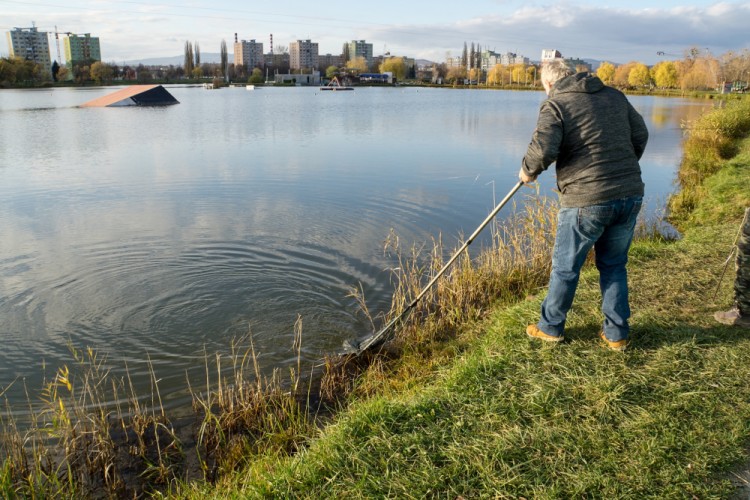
[410,180,523,305]
[350,180,524,353]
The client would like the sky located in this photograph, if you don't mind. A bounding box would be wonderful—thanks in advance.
[1,0,749,65]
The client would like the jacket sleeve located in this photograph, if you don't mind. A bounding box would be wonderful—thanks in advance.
[628,101,649,160]
[521,100,564,177]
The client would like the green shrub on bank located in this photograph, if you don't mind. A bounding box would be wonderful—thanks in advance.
[669,98,750,227]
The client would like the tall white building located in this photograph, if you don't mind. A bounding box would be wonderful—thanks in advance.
[6,26,51,76]
[541,49,562,62]
[289,39,318,70]
[234,38,264,69]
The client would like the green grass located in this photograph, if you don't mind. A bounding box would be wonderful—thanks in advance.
[170,98,750,498]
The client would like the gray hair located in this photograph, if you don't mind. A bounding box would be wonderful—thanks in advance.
[541,58,574,85]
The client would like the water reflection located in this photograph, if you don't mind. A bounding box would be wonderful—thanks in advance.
[0,86,711,413]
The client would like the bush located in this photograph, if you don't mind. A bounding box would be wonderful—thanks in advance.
[668,98,750,226]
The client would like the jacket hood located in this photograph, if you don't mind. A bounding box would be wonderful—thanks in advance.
[551,72,604,95]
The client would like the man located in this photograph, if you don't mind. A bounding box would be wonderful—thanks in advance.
[714,208,750,327]
[520,58,649,351]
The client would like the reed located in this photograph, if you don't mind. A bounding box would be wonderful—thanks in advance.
[347,190,559,354]
[189,319,316,481]
[0,345,184,498]
[314,191,559,404]
[0,327,321,497]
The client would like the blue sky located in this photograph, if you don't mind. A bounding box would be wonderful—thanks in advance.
[1,0,749,65]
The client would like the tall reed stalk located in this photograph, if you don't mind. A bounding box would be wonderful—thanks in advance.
[0,345,182,497]
[364,191,558,349]
[1,328,317,497]
[324,186,672,400]
[189,320,315,481]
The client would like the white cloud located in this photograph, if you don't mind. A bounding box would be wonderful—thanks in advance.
[367,2,750,64]
[3,1,750,64]
[706,2,733,16]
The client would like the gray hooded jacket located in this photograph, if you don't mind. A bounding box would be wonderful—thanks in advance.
[521,73,649,207]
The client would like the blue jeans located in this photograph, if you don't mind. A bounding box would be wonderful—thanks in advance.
[537,196,642,342]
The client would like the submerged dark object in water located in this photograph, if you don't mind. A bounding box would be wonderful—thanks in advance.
[80,85,179,107]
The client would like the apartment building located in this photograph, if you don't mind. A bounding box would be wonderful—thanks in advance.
[480,50,500,70]
[234,38,264,69]
[264,51,291,73]
[318,53,344,69]
[346,40,373,69]
[445,56,463,68]
[541,49,562,62]
[64,34,101,64]
[500,52,529,66]
[6,26,51,75]
[478,50,529,71]
[289,39,318,70]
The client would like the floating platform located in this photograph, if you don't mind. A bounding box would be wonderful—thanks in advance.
[320,76,354,91]
[80,85,179,107]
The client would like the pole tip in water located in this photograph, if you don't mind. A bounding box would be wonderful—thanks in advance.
[341,338,362,354]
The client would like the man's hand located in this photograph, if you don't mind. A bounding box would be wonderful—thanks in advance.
[519,168,537,184]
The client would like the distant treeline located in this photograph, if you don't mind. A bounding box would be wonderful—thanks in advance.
[3,46,749,91]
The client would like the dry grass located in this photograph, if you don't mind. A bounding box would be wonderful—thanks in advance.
[319,183,677,405]
[0,346,181,497]
[0,325,319,497]
[389,191,555,345]
[189,320,315,481]
[314,190,561,404]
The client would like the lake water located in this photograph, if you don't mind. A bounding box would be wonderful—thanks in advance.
[0,85,711,413]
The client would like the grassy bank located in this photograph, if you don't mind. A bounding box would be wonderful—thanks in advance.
[172,101,750,497]
[3,99,750,498]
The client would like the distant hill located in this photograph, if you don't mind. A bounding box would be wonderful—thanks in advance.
[123,52,229,66]
[584,58,621,68]
[125,54,439,69]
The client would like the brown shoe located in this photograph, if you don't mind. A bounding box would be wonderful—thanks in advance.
[526,324,563,343]
[600,331,628,352]
[714,307,750,327]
